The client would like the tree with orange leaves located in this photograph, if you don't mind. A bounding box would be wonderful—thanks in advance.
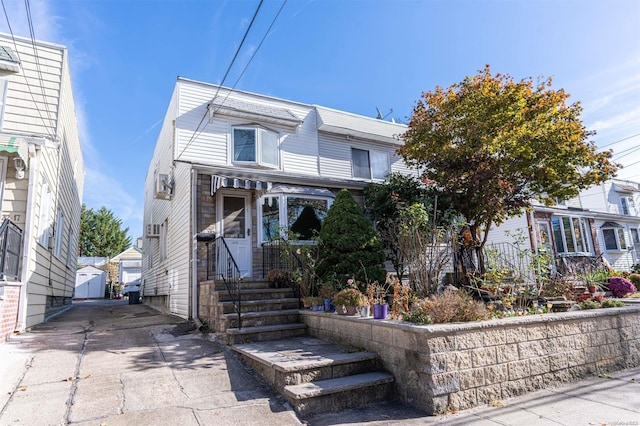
[398,65,618,279]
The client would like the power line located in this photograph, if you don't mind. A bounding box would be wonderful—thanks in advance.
[598,132,640,150]
[178,0,265,161]
[214,0,288,113]
[1,0,56,140]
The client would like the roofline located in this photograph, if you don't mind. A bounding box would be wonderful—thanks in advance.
[314,104,407,129]
[0,32,67,51]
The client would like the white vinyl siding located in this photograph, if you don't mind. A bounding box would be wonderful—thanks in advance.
[54,208,64,258]
[319,134,399,181]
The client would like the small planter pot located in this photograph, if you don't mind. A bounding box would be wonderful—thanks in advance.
[336,305,358,316]
[311,305,324,312]
[323,298,335,312]
[359,305,370,317]
[373,304,388,319]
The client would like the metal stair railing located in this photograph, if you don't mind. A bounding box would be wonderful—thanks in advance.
[206,236,243,329]
[0,219,23,281]
[483,241,537,285]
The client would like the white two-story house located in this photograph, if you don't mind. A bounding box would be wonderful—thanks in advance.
[486,178,640,277]
[142,78,409,319]
[0,34,84,340]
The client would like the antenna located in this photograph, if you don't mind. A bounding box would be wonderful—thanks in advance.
[375,107,393,120]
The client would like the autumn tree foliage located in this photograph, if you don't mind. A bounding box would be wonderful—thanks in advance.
[398,65,618,278]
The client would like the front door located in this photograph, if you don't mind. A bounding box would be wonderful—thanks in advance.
[218,192,252,277]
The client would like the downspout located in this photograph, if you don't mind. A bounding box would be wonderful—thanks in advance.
[16,145,39,332]
[190,168,200,324]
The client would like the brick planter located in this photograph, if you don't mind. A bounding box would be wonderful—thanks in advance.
[300,305,640,414]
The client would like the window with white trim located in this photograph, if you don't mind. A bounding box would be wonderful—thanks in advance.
[351,148,388,180]
[54,208,65,258]
[232,126,279,168]
[621,196,636,216]
[603,226,627,251]
[551,216,591,254]
[37,182,52,247]
[259,195,332,243]
[630,228,640,248]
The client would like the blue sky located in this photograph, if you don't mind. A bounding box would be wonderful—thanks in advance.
[1,0,639,240]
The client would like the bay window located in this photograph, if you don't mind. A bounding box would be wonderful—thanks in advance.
[260,194,332,243]
[551,216,591,254]
[233,126,279,168]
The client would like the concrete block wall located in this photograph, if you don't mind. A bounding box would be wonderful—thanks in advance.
[300,306,640,414]
[0,284,21,341]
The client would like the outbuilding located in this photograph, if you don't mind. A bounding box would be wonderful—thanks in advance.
[74,266,107,299]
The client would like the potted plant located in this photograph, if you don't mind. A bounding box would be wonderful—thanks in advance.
[304,296,324,311]
[369,282,388,319]
[318,283,336,312]
[332,288,367,316]
[267,269,292,289]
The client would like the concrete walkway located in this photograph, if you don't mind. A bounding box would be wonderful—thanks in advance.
[1,300,639,425]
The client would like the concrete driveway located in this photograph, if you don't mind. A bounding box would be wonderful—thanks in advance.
[0,299,301,426]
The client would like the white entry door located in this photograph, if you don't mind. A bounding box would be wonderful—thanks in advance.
[218,193,252,277]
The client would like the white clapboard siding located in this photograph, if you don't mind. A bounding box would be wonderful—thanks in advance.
[165,162,192,318]
[485,215,531,247]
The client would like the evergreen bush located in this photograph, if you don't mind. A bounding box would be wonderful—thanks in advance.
[317,189,386,285]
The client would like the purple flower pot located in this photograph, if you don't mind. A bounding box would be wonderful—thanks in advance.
[373,304,388,319]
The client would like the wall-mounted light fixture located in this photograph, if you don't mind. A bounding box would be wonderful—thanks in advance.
[13,157,25,179]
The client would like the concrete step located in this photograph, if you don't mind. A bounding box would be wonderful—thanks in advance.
[231,337,395,417]
[216,287,296,302]
[220,297,300,314]
[221,309,300,329]
[226,323,308,345]
[204,279,274,291]
[284,372,395,416]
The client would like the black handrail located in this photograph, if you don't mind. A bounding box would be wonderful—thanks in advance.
[205,236,243,329]
[0,219,22,280]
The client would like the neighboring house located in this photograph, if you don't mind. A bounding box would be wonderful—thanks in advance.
[0,34,84,340]
[108,246,142,285]
[486,178,640,276]
[74,266,106,299]
[143,78,409,319]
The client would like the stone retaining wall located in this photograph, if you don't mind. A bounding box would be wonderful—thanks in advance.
[300,306,640,414]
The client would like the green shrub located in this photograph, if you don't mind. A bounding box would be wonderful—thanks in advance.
[332,288,367,307]
[628,274,640,287]
[601,299,625,308]
[578,300,600,310]
[317,189,386,284]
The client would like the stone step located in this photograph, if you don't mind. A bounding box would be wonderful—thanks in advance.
[226,323,308,345]
[283,372,395,416]
[220,297,300,314]
[203,279,274,291]
[221,309,300,329]
[216,287,296,302]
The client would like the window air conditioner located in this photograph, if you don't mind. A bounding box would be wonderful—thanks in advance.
[155,174,172,200]
[146,224,161,238]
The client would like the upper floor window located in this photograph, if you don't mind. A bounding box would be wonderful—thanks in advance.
[352,148,388,180]
[551,216,591,254]
[621,196,636,216]
[232,126,279,168]
[602,226,627,251]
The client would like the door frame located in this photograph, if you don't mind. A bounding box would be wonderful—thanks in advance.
[215,189,253,277]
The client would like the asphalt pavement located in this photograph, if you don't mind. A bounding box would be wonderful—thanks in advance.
[1,299,639,426]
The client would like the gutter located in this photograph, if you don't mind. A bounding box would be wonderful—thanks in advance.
[190,168,198,321]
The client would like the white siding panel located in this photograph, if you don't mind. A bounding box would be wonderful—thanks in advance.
[486,214,531,246]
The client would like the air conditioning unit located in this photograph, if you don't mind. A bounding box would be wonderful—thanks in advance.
[146,224,161,238]
[155,174,172,200]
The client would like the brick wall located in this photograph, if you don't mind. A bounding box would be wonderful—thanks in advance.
[0,285,21,341]
[300,305,640,414]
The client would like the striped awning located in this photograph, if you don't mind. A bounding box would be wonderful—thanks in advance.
[210,175,272,195]
[0,134,29,163]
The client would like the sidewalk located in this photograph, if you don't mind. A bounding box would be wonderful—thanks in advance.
[1,300,639,425]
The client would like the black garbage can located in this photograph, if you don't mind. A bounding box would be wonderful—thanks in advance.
[128,291,141,304]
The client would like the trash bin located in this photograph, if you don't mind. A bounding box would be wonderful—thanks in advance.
[128,291,140,304]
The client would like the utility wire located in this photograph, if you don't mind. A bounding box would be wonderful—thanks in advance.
[1,0,56,140]
[598,132,640,150]
[214,0,288,113]
[178,0,265,161]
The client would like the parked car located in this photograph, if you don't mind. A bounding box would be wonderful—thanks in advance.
[122,278,141,297]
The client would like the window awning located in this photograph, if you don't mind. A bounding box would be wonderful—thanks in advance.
[613,183,640,193]
[210,175,272,195]
[267,184,335,198]
[0,134,29,164]
[601,221,623,228]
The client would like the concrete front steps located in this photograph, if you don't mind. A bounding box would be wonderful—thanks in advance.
[212,279,307,344]
[231,336,395,417]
